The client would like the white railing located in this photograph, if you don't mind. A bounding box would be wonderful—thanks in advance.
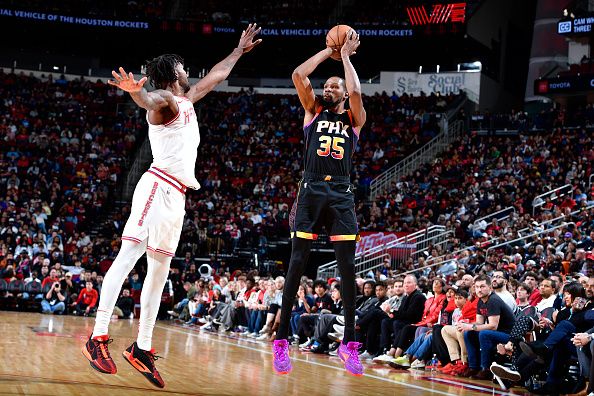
[532,184,573,216]
[369,120,464,201]
[316,225,449,279]
[485,222,575,254]
[398,205,594,277]
[400,222,575,276]
[473,206,516,227]
[517,204,594,237]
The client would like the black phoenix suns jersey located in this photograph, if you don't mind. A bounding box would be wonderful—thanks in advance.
[303,108,359,177]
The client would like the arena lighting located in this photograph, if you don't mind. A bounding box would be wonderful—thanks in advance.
[418,65,423,74]
[436,65,440,73]
[458,61,482,72]
[53,66,59,70]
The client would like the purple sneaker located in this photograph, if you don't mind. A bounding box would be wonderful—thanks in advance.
[272,339,292,374]
[338,342,364,376]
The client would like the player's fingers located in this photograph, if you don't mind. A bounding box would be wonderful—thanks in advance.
[111,70,122,80]
[119,67,128,79]
[248,25,260,39]
[253,39,263,46]
[107,79,118,86]
[128,72,135,81]
[137,76,148,86]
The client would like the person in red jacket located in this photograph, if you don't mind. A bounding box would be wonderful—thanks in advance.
[440,287,478,375]
[73,281,98,316]
[41,268,59,289]
[388,278,447,367]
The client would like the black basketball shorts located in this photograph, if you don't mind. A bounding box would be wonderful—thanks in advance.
[289,172,359,242]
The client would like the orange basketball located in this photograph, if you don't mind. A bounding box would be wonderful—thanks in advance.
[326,24,353,61]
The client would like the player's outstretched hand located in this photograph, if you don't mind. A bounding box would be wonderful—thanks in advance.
[237,23,263,53]
[340,29,360,58]
[108,67,148,92]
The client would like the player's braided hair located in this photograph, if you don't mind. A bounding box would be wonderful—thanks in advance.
[145,54,184,90]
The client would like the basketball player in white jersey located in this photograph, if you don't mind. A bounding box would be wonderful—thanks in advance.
[82,24,262,388]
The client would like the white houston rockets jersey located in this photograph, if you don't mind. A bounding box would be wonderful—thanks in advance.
[147,95,200,189]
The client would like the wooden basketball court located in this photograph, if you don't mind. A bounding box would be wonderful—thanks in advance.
[0,311,530,395]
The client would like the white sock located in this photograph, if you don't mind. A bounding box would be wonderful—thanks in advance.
[137,251,171,351]
[92,240,147,338]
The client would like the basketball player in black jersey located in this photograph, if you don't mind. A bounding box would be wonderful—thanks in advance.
[272,30,365,376]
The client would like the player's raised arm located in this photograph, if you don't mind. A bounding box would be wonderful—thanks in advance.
[292,48,333,120]
[187,23,262,103]
[340,30,366,128]
[109,67,177,113]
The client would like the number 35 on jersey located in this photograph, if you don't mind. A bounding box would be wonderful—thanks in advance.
[315,120,349,160]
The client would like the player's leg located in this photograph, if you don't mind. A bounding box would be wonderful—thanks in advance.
[329,181,363,375]
[273,180,324,374]
[123,188,184,388]
[122,250,169,388]
[93,239,148,337]
[334,240,357,343]
[272,237,312,374]
[276,237,313,340]
[334,240,364,376]
[82,239,147,375]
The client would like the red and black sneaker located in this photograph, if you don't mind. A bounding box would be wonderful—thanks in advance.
[82,334,117,374]
[122,342,165,388]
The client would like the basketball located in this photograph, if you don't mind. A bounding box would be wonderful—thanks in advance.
[326,24,353,60]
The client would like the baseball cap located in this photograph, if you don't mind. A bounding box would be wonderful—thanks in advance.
[564,232,573,238]
[504,263,517,270]
[526,259,536,266]
[586,252,594,261]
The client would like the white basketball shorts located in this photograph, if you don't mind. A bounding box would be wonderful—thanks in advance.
[121,167,187,257]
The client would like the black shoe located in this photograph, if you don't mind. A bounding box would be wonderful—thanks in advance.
[490,362,521,382]
[519,341,549,364]
[328,342,340,352]
[311,342,327,354]
[122,342,165,388]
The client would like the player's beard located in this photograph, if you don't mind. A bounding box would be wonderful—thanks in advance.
[320,96,341,108]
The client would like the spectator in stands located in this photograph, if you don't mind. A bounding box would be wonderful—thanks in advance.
[288,283,314,344]
[168,281,196,318]
[72,280,99,316]
[41,281,66,315]
[523,272,542,306]
[458,274,516,380]
[41,268,59,289]
[490,279,556,381]
[439,286,477,376]
[491,270,517,312]
[389,278,446,368]
[112,288,135,319]
[374,275,426,363]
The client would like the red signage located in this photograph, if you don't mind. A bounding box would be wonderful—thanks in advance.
[356,231,411,255]
[406,2,466,26]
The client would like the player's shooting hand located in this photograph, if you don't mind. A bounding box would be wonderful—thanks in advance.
[108,67,147,92]
[340,29,360,58]
[237,23,262,54]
